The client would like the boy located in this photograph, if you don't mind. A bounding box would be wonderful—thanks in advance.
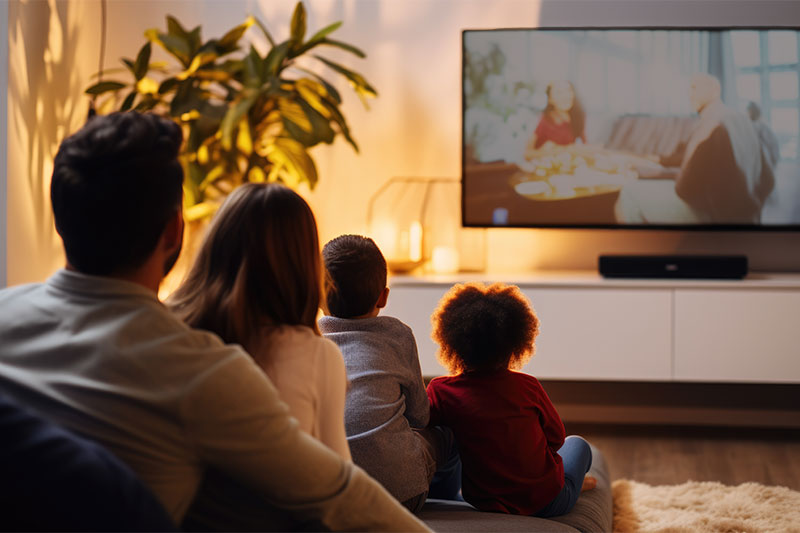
[320,235,459,513]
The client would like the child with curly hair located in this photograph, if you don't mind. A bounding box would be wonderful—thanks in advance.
[426,282,596,517]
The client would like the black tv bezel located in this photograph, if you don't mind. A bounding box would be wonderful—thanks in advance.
[460,26,800,232]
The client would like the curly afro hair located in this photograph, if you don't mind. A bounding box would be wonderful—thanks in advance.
[431,282,540,374]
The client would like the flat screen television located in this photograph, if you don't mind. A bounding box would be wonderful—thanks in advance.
[461,27,800,230]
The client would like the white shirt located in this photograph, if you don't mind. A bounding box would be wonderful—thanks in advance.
[0,269,427,532]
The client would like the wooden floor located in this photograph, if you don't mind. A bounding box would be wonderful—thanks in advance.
[568,423,800,491]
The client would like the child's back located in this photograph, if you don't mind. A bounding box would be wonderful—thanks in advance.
[427,368,565,514]
[427,282,595,517]
[319,314,431,503]
[321,235,459,512]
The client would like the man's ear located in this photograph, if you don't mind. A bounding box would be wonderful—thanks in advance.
[376,287,390,309]
[162,209,184,251]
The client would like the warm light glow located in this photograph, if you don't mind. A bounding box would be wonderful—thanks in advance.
[431,246,459,274]
[409,221,423,262]
[371,218,398,260]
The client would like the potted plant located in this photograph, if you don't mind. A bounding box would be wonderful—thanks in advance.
[85,1,376,222]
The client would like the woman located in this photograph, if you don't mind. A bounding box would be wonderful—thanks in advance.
[169,183,351,460]
[526,80,586,157]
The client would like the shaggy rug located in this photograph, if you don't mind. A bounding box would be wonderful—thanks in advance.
[612,479,800,533]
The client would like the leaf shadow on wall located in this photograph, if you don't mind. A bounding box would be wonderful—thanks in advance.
[8,0,92,281]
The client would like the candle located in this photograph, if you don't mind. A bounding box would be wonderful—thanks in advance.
[371,220,398,259]
[431,246,460,274]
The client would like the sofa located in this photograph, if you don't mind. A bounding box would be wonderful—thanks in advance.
[419,443,613,532]
[0,392,177,532]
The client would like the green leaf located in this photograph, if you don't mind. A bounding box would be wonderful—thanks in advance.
[295,35,365,58]
[121,58,135,75]
[166,15,189,40]
[318,38,366,58]
[89,67,129,80]
[219,16,255,53]
[220,94,258,149]
[187,26,203,54]
[185,201,219,222]
[314,55,378,99]
[182,180,198,209]
[295,67,341,104]
[265,136,318,189]
[320,97,358,152]
[187,161,205,186]
[186,102,226,151]
[134,95,159,112]
[244,45,266,87]
[193,69,234,82]
[158,78,180,94]
[264,41,290,76]
[146,29,191,67]
[284,98,335,147]
[169,81,204,117]
[177,51,218,80]
[133,42,152,80]
[198,164,226,191]
[120,91,137,111]
[305,21,342,45]
[252,16,275,47]
[85,80,127,95]
[290,2,307,44]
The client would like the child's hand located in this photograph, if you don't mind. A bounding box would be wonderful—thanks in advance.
[581,476,597,492]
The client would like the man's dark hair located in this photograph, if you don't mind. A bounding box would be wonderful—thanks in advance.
[51,112,183,275]
[322,235,387,318]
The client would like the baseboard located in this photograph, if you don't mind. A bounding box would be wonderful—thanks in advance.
[556,403,800,428]
[541,380,800,429]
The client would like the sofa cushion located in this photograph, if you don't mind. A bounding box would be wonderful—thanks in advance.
[0,392,177,532]
[419,443,612,533]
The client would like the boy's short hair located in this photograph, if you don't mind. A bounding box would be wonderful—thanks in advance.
[50,112,183,276]
[432,282,539,374]
[323,235,387,318]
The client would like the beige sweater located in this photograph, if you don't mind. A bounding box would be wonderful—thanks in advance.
[250,325,352,460]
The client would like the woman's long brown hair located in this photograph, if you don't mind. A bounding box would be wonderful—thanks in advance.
[544,80,586,140]
[168,183,324,349]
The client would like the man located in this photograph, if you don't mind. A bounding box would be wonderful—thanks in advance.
[616,73,774,224]
[747,100,781,172]
[0,112,428,532]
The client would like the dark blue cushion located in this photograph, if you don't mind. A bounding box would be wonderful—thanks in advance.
[0,392,177,532]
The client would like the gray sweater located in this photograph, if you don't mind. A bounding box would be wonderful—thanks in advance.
[318,315,430,502]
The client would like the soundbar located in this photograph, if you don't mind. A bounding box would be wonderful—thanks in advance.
[598,255,748,279]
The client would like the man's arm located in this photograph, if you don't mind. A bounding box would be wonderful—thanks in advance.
[182,352,429,532]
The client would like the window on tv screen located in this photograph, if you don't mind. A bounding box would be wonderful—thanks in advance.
[462,28,800,229]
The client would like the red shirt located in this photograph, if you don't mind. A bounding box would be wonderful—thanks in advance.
[533,114,585,148]
[427,370,565,515]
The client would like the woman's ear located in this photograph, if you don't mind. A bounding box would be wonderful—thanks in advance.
[376,287,390,309]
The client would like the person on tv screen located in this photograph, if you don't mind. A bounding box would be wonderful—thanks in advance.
[525,80,586,159]
[747,101,781,173]
[616,73,774,224]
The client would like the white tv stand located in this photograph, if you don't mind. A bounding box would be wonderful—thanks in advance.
[384,271,800,384]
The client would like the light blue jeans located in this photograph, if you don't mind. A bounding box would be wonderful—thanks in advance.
[534,435,593,518]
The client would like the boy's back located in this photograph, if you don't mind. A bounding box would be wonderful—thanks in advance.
[319,315,431,503]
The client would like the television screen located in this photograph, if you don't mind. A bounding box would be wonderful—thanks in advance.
[462,28,800,229]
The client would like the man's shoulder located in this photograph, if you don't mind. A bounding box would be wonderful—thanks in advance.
[0,282,44,304]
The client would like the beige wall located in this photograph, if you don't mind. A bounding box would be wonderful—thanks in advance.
[6,0,800,287]
[7,0,97,285]
[1,1,7,287]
